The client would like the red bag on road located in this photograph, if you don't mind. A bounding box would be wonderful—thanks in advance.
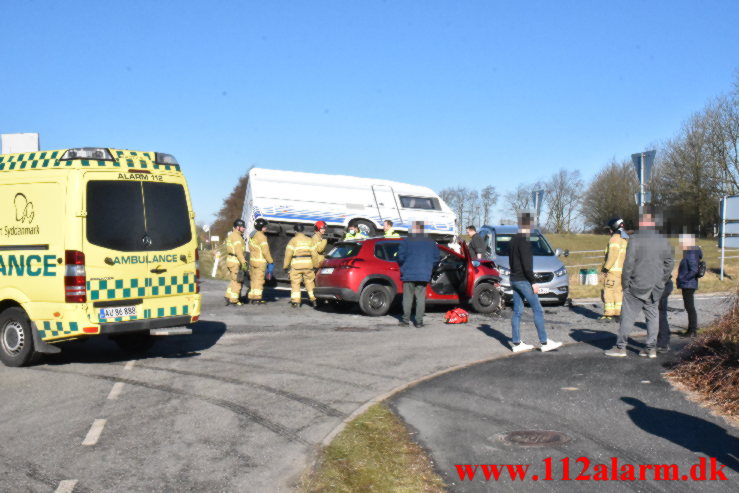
[444,308,469,324]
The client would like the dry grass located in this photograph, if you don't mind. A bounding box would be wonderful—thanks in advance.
[665,291,739,421]
[548,234,739,299]
[301,404,447,493]
[198,247,231,281]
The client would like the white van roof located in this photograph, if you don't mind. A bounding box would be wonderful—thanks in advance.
[248,167,439,197]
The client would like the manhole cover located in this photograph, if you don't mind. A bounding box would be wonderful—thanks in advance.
[498,430,571,447]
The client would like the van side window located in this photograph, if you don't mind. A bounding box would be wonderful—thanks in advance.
[399,196,439,210]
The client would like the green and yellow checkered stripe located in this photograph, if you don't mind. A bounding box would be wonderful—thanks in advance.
[0,149,181,172]
[36,304,193,340]
[87,274,196,302]
[37,321,81,340]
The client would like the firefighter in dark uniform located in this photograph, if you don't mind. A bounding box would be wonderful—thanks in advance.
[224,219,247,305]
[247,218,273,304]
[284,224,320,307]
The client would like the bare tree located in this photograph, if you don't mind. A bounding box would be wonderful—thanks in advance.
[544,169,583,233]
[479,185,498,225]
[582,160,638,232]
[212,172,250,240]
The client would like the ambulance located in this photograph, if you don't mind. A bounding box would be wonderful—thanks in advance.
[0,148,201,366]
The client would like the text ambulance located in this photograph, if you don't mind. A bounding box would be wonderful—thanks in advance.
[0,148,201,366]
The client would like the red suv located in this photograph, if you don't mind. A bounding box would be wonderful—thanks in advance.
[314,237,502,316]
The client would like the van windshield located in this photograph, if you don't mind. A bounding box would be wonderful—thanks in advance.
[87,181,192,252]
[495,234,554,256]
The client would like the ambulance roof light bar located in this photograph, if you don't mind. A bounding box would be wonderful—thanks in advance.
[61,148,114,161]
[155,153,179,165]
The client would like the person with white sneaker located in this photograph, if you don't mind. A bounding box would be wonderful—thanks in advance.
[508,212,562,353]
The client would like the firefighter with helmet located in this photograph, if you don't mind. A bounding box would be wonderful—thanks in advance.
[312,221,328,265]
[247,218,273,304]
[284,224,321,307]
[225,219,247,306]
[600,217,629,321]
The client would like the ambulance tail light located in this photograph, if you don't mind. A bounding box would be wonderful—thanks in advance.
[195,249,200,294]
[61,148,114,161]
[65,250,87,303]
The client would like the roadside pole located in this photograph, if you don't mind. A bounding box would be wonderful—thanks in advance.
[721,196,726,280]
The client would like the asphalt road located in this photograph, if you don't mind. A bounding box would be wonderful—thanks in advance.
[391,339,739,493]
[0,280,732,492]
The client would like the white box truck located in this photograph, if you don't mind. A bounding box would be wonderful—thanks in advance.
[241,168,456,280]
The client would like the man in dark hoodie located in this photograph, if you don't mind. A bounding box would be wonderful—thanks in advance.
[397,221,440,328]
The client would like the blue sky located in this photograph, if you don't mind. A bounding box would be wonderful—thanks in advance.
[2,0,738,223]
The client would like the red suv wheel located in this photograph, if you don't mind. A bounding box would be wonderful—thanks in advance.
[359,284,393,316]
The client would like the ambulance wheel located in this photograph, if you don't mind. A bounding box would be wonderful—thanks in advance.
[112,332,155,353]
[471,283,501,314]
[352,220,376,237]
[359,284,392,316]
[0,307,41,367]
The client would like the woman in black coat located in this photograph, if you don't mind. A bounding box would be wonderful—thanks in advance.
[676,234,702,337]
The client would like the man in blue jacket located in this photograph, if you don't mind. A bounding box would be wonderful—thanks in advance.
[397,221,440,327]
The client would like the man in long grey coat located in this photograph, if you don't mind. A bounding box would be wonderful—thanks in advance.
[605,209,674,358]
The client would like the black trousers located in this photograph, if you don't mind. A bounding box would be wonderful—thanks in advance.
[682,288,697,333]
[657,280,673,348]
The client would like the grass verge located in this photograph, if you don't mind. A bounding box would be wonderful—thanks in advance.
[301,403,446,493]
[665,290,739,423]
[548,233,739,299]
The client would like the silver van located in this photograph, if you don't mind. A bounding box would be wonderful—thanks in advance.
[477,225,569,305]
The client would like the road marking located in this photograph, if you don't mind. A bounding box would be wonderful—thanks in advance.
[107,382,125,400]
[82,419,106,446]
[55,480,78,493]
[124,360,136,370]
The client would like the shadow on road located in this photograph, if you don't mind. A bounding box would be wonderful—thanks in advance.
[476,324,512,349]
[569,328,617,350]
[38,321,227,366]
[621,397,739,474]
[569,304,601,320]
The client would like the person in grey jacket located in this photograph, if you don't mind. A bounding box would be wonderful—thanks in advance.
[605,209,674,358]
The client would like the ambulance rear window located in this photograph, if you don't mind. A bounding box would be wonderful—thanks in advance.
[87,181,146,251]
[86,181,191,251]
[143,182,192,250]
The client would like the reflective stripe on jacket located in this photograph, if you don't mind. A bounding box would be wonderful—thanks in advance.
[249,230,273,265]
[284,233,319,270]
[226,230,246,264]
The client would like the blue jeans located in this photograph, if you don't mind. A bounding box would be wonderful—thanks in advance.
[511,280,548,344]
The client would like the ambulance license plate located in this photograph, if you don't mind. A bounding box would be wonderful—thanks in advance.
[320,268,334,274]
[99,306,138,320]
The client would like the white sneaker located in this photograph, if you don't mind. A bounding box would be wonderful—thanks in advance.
[511,342,534,353]
[540,340,562,352]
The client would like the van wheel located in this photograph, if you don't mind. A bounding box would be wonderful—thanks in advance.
[0,307,40,367]
[353,220,376,237]
[112,332,155,353]
[471,283,501,314]
[359,284,392,316]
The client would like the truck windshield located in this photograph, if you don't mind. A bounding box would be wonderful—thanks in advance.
[87,181,192,251]
[495,234,554,256]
